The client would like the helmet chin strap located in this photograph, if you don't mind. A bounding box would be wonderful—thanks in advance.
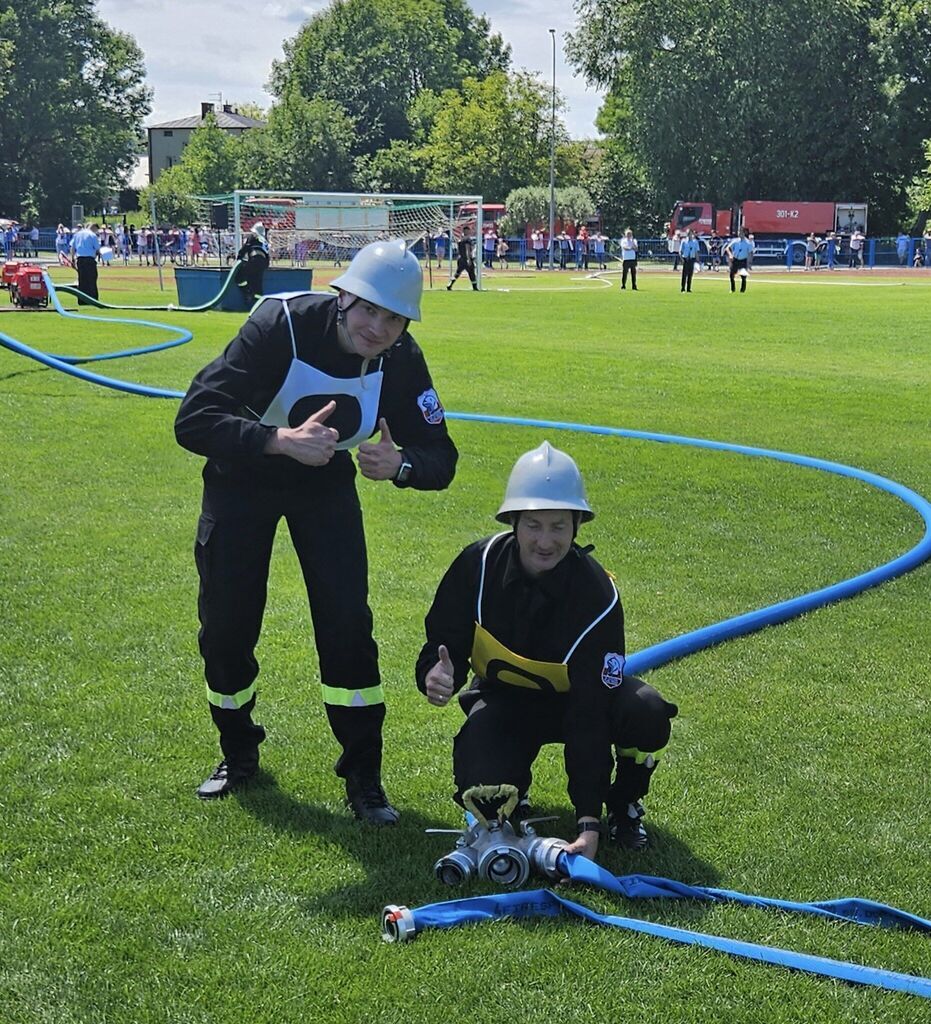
[336,295,374,387]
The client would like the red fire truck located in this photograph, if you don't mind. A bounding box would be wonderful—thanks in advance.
[667,200,868,261]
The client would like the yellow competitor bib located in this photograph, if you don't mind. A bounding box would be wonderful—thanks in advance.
[470,621,570,694]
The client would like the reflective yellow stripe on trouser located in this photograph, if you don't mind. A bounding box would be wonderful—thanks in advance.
[617,745,668,768]
[206,682,256,710]
[321,683,386,708]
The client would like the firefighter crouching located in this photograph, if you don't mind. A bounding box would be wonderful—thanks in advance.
[416,442,677,857]
[175,239,457,821]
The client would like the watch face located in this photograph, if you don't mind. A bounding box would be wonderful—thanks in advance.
[396,462,412,483]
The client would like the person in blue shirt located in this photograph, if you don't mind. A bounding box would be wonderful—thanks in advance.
[70,222,102,303]
[679,229,700,293]
[724,228,754,293]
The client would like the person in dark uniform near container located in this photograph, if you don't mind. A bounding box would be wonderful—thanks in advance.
[679,229,700,293]
[446,228,478,290]
[724,227,754,293]
[235,222,270,306]
[175,239,458,821]
[70,222,101,304]
[416,442,677,858]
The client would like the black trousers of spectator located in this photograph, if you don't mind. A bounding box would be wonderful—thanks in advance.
[621,259,638,289]
[730,257,748,292]
[75,256,98,303]
[534,248,544,269]
[680,257,695,292]
[453,676,677,817]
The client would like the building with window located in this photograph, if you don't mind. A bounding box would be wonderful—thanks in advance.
[147,103,265,182]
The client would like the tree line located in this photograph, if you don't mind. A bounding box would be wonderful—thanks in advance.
[3,0,931,234]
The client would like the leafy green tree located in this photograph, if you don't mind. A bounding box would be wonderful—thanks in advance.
[500,185,595,233]
[0,0,150,221]
[420,71,564,199]
[354,141,427,194]
[566,0,925,229]
[141,165,199,225]
[239,92,356,191]
[271,0,510,158]
[173,114,241,195]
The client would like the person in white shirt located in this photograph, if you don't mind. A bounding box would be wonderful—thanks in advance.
[620,229,639,290]
[848,229,865,269]
[723,228,754,293]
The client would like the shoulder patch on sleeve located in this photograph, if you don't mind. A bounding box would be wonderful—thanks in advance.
[601,653,626,689]
[417,388,445,424]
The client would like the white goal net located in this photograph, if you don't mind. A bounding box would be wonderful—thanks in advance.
[195,189,485,285]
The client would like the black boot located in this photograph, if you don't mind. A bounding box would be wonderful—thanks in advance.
[607,801,649,851]
[345,773,399,825]
[197,750,259,800]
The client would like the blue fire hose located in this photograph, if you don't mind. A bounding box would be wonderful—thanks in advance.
[383,862,931,998]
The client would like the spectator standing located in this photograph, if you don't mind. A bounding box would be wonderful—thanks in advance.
[895,230,909,266]
[531,228,545,270]
[577,225,590,270]
[923,225,931,267]
[482,227,497,269]
[804,232,819,271]
[557,230,571,270]
[70,222,102,302]
[619,228,638,290]
[849,228,865,269]
[592,231,607,270]
[434,230,447,268]
[29,224,40,257]
[496,235,509,269]
[825,231,838,270]
[54,224,71,265]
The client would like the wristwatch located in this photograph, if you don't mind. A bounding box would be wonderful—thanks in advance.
[394,458,413,486]
[576,820,603,836]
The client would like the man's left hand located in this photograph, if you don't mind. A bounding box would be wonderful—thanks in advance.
[357,418,403,481]
[561,827,599,861]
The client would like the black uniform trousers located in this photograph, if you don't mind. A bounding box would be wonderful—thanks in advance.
[449,256,477,288]
[76,256,98,303]
[452,676,677,816]
[194,479,384,778]
[621,260,638,289]
[729,257,748,292]
[680,257,696,292]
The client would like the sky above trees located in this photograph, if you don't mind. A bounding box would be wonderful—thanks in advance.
[95,0,604,139]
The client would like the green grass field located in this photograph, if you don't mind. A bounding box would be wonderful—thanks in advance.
[1,262,930,1023]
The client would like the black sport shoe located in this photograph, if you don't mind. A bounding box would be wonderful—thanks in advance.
[608,801,649,851]
[196,757,258,800]
[345,774,400,826]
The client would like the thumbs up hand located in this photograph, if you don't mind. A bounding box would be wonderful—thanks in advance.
[265,400,339,466]
[357,417,402,481]
[425,644,456,706]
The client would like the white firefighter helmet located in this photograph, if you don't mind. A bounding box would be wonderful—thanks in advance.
[332,238,423,321]
[496,441,594,523]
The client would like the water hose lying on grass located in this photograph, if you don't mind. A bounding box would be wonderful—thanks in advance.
[52,259,244,311]
[383,857,931,998]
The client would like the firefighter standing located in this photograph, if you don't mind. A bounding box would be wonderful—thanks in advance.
[235,222,270,306]
[176,240,458,821]
[416,442,676,858]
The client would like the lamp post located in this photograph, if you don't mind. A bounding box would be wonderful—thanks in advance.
[548,27,556,271]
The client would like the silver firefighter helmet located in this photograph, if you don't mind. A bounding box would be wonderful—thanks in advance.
[331,238,423,321]
[496,441,594,523]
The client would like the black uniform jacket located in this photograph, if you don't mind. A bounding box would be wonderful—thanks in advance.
[174,292,458,491]
[416,533,626,818]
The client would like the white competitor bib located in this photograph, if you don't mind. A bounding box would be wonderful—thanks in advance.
[258,296,384,451]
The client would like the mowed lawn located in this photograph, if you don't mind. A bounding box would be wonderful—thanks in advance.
[1,262,929,1023]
